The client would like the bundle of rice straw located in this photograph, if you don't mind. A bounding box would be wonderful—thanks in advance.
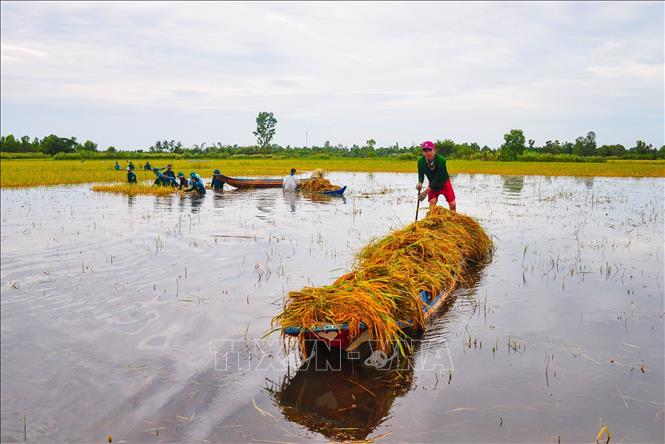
[300,169,340,192]
[300,177,339,192]
[91,183,177,196]
[273,206,492,352]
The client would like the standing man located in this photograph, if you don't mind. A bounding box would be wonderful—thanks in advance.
[416,140,456,212]
[282,168,299,192]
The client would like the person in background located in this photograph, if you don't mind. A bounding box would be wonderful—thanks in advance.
[163,164,176,179]
[127,167,137,183]
[114,161,120,170]
[144,161,152,170]
[177,172,189,190]
[128,161,135,171]
[416,140,456,212]
[153,172,167,186]
[210,169,224,190]
[183,176,206,195]
[282,168,299,192]
[163,174,178,187]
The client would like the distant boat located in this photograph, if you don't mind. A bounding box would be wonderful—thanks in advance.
[217,174,346,195]
[216,174,283,189]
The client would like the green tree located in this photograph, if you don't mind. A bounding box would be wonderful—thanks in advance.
[597,144,625,157]
[106,146,117,153]
[41,135,77,155]
[435,139,456,157]
[499,129,526,161]
[81,140,98,151]
[253,111,277,149]
[573,131,597,156]
[0,134,20,152]
[631,140,654,154]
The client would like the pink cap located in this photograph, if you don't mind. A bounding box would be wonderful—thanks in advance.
[421,140,435,150]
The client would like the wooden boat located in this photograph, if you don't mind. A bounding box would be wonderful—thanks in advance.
[216,173,283,189]
[283,288,450,361]
[319,185,346,196]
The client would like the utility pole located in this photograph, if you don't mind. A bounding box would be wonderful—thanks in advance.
[305,130,308,148]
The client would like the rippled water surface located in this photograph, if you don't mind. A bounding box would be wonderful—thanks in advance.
[1,173,663,443]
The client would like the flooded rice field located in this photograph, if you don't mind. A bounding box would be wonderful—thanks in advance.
[1,172,663,443]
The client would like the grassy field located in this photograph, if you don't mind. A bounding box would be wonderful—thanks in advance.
[1,158,664,188]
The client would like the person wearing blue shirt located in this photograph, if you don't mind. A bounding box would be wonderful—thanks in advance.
[144,161,152,171]
[114,161,120,170]
[127,167,137,183]
[211,169,224,190]
[164,164,176,179]
[177,172,189,189]
[153,172,168,186]
[184,176,206,195]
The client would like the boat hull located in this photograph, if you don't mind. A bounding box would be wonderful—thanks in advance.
[283,289,448,362]
[217,174,283,189]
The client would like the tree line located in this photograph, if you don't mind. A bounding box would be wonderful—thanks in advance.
[1,129,663,161]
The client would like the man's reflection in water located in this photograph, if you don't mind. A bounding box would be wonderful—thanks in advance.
[283,190,299,213]
[127,195,135,209]
[212,189,225,209]
[268,343,414,441]
[190,195,204,213]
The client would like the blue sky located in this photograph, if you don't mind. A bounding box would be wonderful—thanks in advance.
[1,1,663,150]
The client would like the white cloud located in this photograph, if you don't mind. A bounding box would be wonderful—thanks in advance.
[0,1,663,148]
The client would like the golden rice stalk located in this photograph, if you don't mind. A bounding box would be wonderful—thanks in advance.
[91,183,178,196]
[273,206,492,353]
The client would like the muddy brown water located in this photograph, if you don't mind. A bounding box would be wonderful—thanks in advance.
[1,173,663,443]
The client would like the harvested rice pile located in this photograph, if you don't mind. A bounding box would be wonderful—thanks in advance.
[91,183,177,196]
[300,177,340,192]
[299,169,340,192]
[273,206,492,352]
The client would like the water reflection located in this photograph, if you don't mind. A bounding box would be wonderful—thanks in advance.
[212,189,225,208]
[502,175,525,195]
[190,195,204,213]
[283,191,300,213]
[575,177,595,189]
[269,346,414,441]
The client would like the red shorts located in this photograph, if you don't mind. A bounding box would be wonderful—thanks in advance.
[428,179,456,203]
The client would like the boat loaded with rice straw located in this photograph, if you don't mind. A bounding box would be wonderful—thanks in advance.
[273,206,492,359]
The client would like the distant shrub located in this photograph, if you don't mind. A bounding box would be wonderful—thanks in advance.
[0,152,47,159]
[516,151,606,163]
[397,153,418,160]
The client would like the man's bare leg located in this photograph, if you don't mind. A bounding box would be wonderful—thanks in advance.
[448,200,456,212]
[429,197,438,209]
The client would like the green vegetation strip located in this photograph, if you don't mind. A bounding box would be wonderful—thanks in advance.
[1,158,664,188]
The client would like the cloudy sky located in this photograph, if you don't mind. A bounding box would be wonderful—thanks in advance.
[1,1,663,149]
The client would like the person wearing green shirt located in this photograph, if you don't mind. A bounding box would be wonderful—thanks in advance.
[416,140,456,212]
